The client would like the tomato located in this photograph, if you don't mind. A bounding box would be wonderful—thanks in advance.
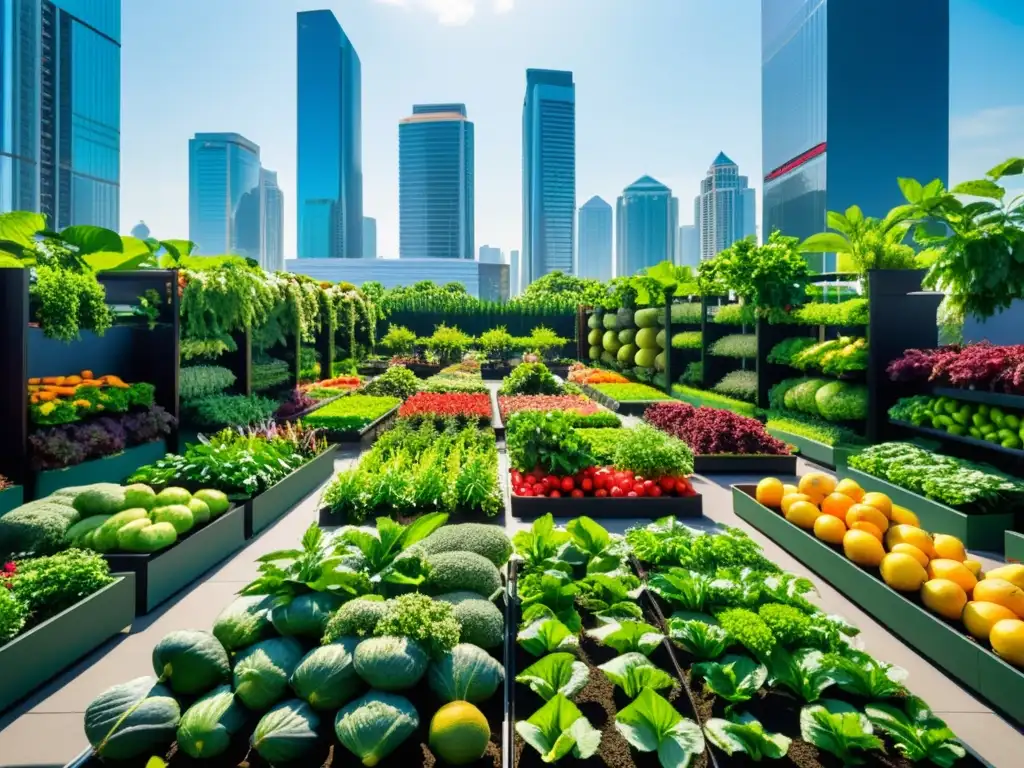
[581,478,594,493]
[595,488,609,498]
[532,483,545,496]
[676,477,693,494]
[643,480,655,493]
[511,470,522,484]
[584,466,596,478]
[545,475,560,489]
[549,490,562,498]
[627,491,638,498]
[594,475,607,490]
[633,485,645,497]
[560,477,575,492]
[571,489,584,498]
[519,487,533,497]
[525,475,537,486]
[613,472,626,485]
[618,479,633,493]
[647,485,663,498]
[658,476,676,492]
[634,476,645,484]
[610,486,624,498]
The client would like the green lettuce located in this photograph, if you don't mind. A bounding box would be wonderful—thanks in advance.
[516,694,601,762]
[704,712,791,761]
[692,654,767,709]
[586,620,665,655]
[864,697,965,767]
[516,652,589,701]
[800,700,883,764]
[614,688,705,768]
[597,653,676,699]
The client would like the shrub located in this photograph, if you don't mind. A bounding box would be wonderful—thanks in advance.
[380,324,417,356]
[304,395,401,432]
[680,362,703,386]
[499,362,562,395]
[422,375,488,395]
[179,366,237,401]
[711,370,758,402]
[478,326,515,361]
[709,334,757,359]
[362,366,422,399]
[524,325,569,360]
[11,550,113,629]
[0,587,27,644]
[424,324,474,364]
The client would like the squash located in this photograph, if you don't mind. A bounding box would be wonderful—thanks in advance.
[81,369,94,379]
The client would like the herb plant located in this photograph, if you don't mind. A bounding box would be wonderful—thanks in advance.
[709,334,757,359]
[591,382,672,402]
[179,365,237,400]
[506,411,597,475]
[304,394,400,433]
[712,370,758,403]
[184,394,279,429]
[671,331,702,349]
[499,362,563,395]
[613,424,694,477]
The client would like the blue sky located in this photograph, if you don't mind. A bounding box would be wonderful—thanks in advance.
[121,0,1024,259]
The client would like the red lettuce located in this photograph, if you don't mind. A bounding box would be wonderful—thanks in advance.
[887,343,1024,393]
[644,402,790,456]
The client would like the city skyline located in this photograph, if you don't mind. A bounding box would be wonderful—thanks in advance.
[616,176,678,277]
[696,152,756,261]
[188,132,263,260]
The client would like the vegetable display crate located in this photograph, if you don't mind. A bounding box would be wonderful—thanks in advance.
[0,484,24,515]
[33,439,168,500]
[732,484,1024,728]
[692,453,797,475]
[844,466,1012,553]
[510,491,703,521]
[1005,531,1024,564]
[321,405,399,444]
[245,446,338,538]
[104,506,245,614]
[0,574,134,715]
[763,426,858,470]
[932,386,1024,412]
[891,418,1024,463]
[408,362,442,379]
[581,384,663,417]
[670,387,762,420]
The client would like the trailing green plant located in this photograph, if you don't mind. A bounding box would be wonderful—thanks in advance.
[30,264,113,342]
[709,334,757,359]
[712,370,757,403]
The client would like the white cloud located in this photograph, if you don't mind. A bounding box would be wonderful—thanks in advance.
[376,0,516,25]
[950,105,1024,186]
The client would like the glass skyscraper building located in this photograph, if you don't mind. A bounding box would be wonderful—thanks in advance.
[260,168,284,272]
[297,9,362,259]
[522,68,575,288]
[398,103,474,259]
[616,176,677,278]
[577,195,612,281]
[696,152,756,260]
[0,0,120,228]
[188,132,262,259]
[761,0,949,270]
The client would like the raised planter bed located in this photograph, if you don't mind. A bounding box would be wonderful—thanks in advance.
[318,504,503,528]
[844,466,1012,552]
[581,383,666,417]
[671,387,762,420]
[320,405,399,444]
[692,453,797,475]
[408,362,442,379]
[104,506,245,614]
[33,439,168,499]
[1007,531,1024,563]
[246,446,338,538]
[0,574,135,714]
[0,484,24,515]
[732,484,1024,728]
[510,491,702,521]
[277,391,344,423]
[764,426,858,470]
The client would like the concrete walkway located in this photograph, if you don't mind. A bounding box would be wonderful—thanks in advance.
[1,440,1021,767]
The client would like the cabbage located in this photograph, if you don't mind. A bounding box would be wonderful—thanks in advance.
[151,629,230,695]
[335,692,419,766]
[84,676,180,760]
[177,685,247,759]
[428,644,505,704]
[270,592,345,640]
[233,637,306,710]
[354,636,429,690]
[212,595,275,651]
[252,699,321,763]
[290,639,362,710]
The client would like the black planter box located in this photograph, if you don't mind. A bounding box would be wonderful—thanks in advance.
[318,504,503,528]
[692,454,797,474]
[0,484,23,515]
[320,405,399,444]
[32,440,168,499]
[409,362,442,379]
[104,506,245,614]
[510,492,702,520]
[245,446,337,538]
[0,574,134,714]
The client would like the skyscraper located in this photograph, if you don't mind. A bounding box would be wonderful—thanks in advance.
[522,69,575,288]
[0,0,120,228]
[696,153,757,261]
[363,217,377,258]
[479,245,502,264]
[577,196,613,281]
[398,104,474,259]
[260,169,284,272]
[188,133,262,258]
[676,225,700,268]
[616,176,678,278]
[761,0,949,270]
[297,10,362,259]
[510,250,521,296]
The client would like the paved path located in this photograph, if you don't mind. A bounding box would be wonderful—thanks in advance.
[0,432,1021,766]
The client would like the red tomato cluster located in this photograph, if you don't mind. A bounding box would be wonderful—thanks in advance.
[510,467,696,499]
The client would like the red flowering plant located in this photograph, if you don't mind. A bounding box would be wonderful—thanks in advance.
[644,402,791,456]
[2,561,15,589]
[498,394,601,420]
[398,392,492,425]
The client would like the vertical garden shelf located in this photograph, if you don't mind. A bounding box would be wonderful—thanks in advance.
[0,269,181,501]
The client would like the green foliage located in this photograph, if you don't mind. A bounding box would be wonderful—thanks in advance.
[712,303,756,326]
[671,331,702,349]
[864,697,965,767]
[0,585,27,643]
[714,608,776,659]
[478,325,515,360]
[380,324,417,356]
[692,654,768,706]
[613,423,694,477]
[374,593,461,658]
[304,395,401,433]
[251,358,291,392]
[790,337,868,375]
[766,647,835,703]
[323,598,390,642]
[698,232,811,309]
[764,410,866,447]
[712,370,758,403]
[586,619,665,655]
[666,614,731,660]
[515,694,601,762]
[518,652,590,701]
[670,302,703,325]
[800,203,919,280]
[423,323,474,364]
[591,382,671,401]
[596,653,674,699]
[362,366,422,399]
[767,337,817,366]
[422,373,488,394]
[10,550,113,629]
[30,264,113,342]
[499,362,563,395]
[179,366,237,401]
[613,688,705,765]
[799,700,883,764]
[768,378,867,423]
[708,334,757,359]
[576,427,623,464]
[525,325,569,359]
[418,523,513,566]
[704,713,792,761]
[784,299,870,327]
[183,393,278,429]
[679,362,703,386]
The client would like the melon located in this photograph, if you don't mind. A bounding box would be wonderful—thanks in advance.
[617,343,638,364]
[635,327,660,350]
[429,701,491,765]
[588,328,602,346]
[603,313,621,331]
[152,630,230,695]
[193,489,230,518]
[634,307,660,328]
[589,346,601,361]
[618,328,636,345]
[587,313,602,330]
[634,348,658,368]
[655,329,667,348]
[177,685,247,759]
[602,330,622,353]
[654,351,666,371]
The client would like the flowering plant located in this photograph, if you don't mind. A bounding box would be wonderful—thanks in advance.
[499,395,600,419]
[398,392,492,423]
[274,388,319,420]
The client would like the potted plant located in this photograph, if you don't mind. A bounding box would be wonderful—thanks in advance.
[421,324,473,374]
[478,325,515,379]
[525,326,570,375]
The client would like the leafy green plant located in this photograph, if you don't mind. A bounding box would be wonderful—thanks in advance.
[9,550,113,629]
[757,603,815,648]
[864,697,966,767]
[799,700,884,764]
[672,384,759,417]
[526,325,570,360]
[613,424,694,477]
[766,647,835,703]
[712,303,756,326]
[478,325,515,361]
[667,614,731,660]
[517,616,579,657]
[787,299,869,327]
[679,362,703,387]
[334,512,447,586]
[516,652,589,701]
[828,649,907,699]
[520,571,581,631]
[597,653,676,699]
[709,334,757,359]
[692,654,768,708]
[0,587,26,644]
[303,395,400,433]
[362,366,422,399]
[251,358,291,392]
[512,513,573,572]
[424,323,474,364]
[374,593,460,658]
[506,410,596,475]
[703,713,792,761]
[767,337,817,366]
[31,263,114,342]
[712,370,757,403]
[614,688,705,768]
[671,331,702,350]
[800,203,919,279]
[516,694,601,762]
[500,362,563,395]
[586,620,665,655]
[764,410,866,447]
[714,609,776,659]
[649,569,711,612]
[671,302,703,325]
[184,393,278,429]
[576,427,623,464]
[380,324,417,356]
[179,366,237,401]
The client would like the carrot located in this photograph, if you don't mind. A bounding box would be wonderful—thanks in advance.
[28,378,40,385]
[63,375,82,385]
[36,392,57,402]
[30,394,40,404]
[53,387,77,397]
[41,376,63,385]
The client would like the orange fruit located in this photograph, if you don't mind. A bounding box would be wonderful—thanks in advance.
[834,478,864,502]
[880,553,929,592]
[783,483,799,496]
[785,500,822,530]
[890,504,920,528]
[756,477,785,507]
[886,525,938,559]
[973,579,1024,618]
[843,529,885,567]
[990,619,1024,666]
[963,602,1017,641]
[798,472,836,503]
[781,493,814,515]
[921,579,968,620]
[821,492,855,520]
[846,504,889,534]
[933,534,967,563]
[851,520,884,542]
[926,559,978,593]
[813,514,847,545]
[890,543,929,568]
[861,492,893,520]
